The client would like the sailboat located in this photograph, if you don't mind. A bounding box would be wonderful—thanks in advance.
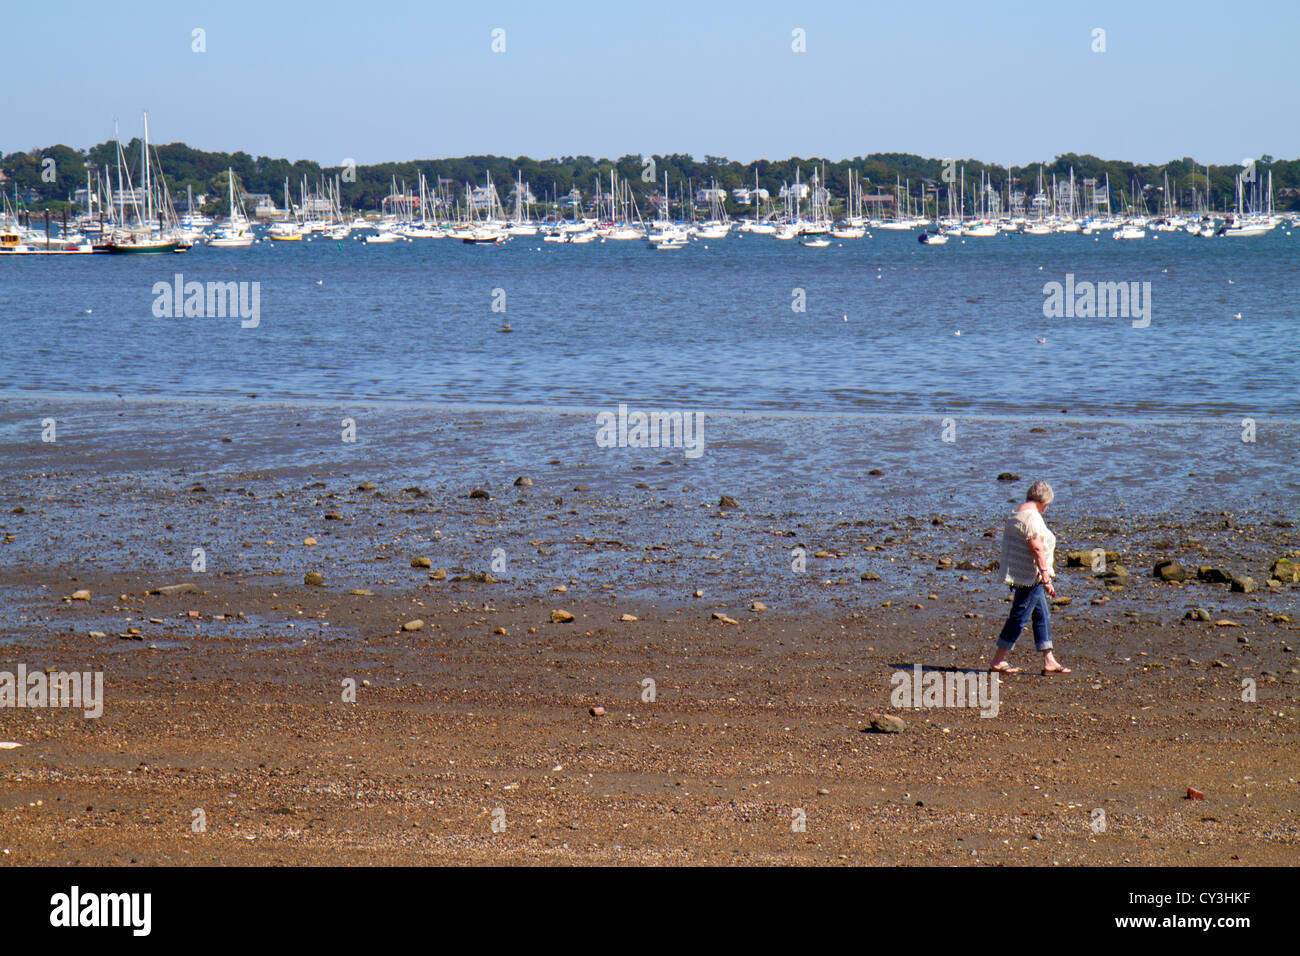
[106,114,182,253]
[209,169,255,247]
[269,178,304,240]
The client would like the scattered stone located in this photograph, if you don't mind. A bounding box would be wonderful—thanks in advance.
[1153,559,1189,582]
[70,590,91,601]
[1196,566,1231,584]
[410,557,432,568]
[0,742,22,750]
[553,584,567,593]
[303,537,317,546]
[867,468,883,476]
[619,614,638,622]
[152,583,198,596]
[1213,619,1240,627]
[1270,558,1300,584]
[304,572,324,586]
[429,568,447,581]
[711,612,739,625]
[514,476,533,487]
[1185,608,1212,622]
[718,495,739,509]
[1272,614,1291,624]
[860,571,882,581]
[551,610,575,623]
[493,627,506,636]
[693,589,704,598]
[468,488,491,500]
[324,512,342,520]
[1051,596,1072,606]
[750,601,767,612]
[88,631,107,639]
[401,619,424,632]
[865,715,906,733]
[573,484,590,492]
[1067,549,1119,567]
[356,482,377,491]
[1229,575,1257,594]
[996,472,1021,482]
[348,589,374,596]
[589,706,605,717]
[1186,787,1205,801]
[936,557,954,569]
[1100,566,1128,587]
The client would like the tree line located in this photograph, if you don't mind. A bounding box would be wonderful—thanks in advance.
[4,142,1296,215]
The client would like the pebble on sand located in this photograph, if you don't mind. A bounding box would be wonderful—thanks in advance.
[469,488,491,500]
[410,557,432,568]
[1153,559,1189,582]
[711,612,739,625]
[619,614,638,622]
[429,569,447,580]
[401,619,424,631]
[303,537,317,546]
[1186,787,1205,800]
[865,715,906,733]
[304,572,325,586]
[514,476,533,486]
[151,583,198,596]
[996,472,1022,482]
[551,610,575,623]
[70,590,91,601]
[589,706,605,717]
[750,601,767,612]
[718,495,739,509]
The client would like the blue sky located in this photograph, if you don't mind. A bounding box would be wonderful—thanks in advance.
[7,0,1296,165]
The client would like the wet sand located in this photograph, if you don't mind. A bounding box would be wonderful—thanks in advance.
[1,400,1297,865]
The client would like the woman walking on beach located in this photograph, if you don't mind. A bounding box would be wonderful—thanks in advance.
[989,480,1072,676]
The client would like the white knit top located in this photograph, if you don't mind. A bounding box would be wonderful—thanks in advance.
[1001,507,1056,587]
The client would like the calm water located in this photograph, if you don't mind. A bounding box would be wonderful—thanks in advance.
[2,227,1297,418]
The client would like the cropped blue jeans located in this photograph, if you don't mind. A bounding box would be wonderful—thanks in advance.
[996,582,1053,651]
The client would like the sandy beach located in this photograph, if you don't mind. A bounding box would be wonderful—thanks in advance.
[1,400,1296,865]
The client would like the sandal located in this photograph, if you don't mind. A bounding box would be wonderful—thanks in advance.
[989,663,1021,674]
[1042,665,1072,675]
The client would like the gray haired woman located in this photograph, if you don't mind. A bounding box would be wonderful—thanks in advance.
[989,480,1072,676]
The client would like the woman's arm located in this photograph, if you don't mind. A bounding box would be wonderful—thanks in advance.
[1028,533,1057,596]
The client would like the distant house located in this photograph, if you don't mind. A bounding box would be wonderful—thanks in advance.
[731,187,751,205]
[779,182,810,200]
[247,194,278,218]
[695,187,727,204]
[507,182,537,205]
